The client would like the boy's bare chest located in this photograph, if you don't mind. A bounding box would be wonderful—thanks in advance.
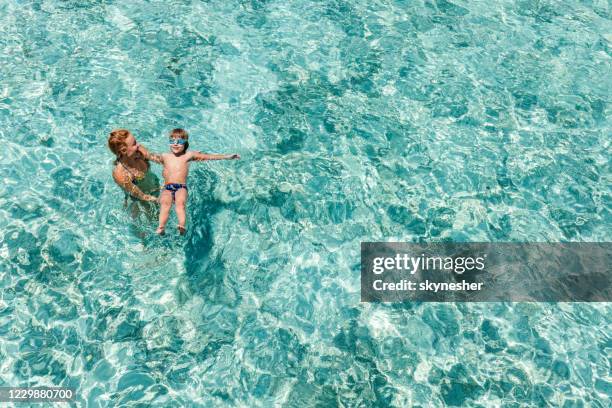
[165,155,189,171]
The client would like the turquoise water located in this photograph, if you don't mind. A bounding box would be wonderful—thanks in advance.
[0,0,610,406]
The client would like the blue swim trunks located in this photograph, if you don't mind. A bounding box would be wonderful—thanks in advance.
[164,183,187,200]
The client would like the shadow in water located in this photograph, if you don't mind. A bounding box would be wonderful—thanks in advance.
[180,168,240,308]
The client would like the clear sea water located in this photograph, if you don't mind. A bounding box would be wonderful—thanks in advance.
[0,0,610,406]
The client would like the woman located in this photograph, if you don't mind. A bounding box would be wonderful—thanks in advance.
[108,129,160,211]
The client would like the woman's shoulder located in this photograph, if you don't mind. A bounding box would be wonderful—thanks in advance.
[112,161,124,173]
[112,162,130,183]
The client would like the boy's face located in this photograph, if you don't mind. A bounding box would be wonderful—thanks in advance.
[169,138,186,154]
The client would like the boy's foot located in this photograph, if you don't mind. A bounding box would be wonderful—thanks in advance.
[156,226,165,235]
[178,225,186,235]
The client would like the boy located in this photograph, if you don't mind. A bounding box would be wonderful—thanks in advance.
[141,128,240,235]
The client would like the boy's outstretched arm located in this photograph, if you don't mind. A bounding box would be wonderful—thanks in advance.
[138,145,164,164]
[190,151,240,161]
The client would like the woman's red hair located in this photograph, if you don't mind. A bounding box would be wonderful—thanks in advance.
[108,129,131,159]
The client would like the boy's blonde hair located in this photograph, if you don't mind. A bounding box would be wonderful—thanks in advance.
[170,128,189,150]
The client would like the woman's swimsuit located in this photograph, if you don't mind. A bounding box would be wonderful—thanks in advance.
[120,161,160,197]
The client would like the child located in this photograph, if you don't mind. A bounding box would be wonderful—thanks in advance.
[141,128,240,235]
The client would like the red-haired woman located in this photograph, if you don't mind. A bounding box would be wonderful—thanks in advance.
[108,129,160,206]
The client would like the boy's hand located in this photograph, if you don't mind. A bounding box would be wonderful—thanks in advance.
[229,154,240,160]
[137,144,149,156]
[139,145,164,163]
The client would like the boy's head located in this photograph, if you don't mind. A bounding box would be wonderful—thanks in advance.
[169,128,189,154]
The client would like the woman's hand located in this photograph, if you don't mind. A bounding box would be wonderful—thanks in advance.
[144,194,158,203]
[229,153,240,160]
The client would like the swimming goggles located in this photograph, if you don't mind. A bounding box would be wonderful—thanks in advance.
[168,138,186,145]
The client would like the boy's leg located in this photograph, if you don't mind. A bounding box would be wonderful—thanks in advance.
[174,188,188,235]
[157,190,173,234]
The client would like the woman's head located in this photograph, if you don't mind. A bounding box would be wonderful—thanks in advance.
[108,129,139,160]
[169,128,189,154]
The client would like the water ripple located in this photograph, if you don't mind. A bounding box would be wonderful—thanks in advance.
[0,0,610,406]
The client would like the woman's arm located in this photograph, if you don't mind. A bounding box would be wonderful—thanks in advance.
[112,166,157,202]
[190,152,240,161]
[137,145,164,164]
